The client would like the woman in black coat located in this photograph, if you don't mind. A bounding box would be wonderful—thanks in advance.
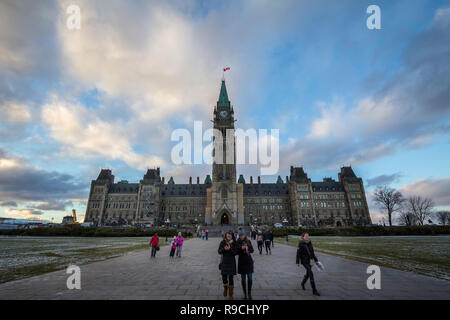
[236,230,254,300]
[296,233,320,296]
[218,231,237,300]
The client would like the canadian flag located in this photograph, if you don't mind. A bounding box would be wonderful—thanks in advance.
[223,67,230,72]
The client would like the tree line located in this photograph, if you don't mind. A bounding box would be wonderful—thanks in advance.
[373,186,449,226]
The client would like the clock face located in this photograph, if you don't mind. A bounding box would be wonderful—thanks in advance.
[219,110,228,118]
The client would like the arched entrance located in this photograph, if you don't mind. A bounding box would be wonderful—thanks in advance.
[221,212,230,225]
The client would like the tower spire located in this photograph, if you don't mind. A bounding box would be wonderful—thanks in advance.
[217,80,230,108]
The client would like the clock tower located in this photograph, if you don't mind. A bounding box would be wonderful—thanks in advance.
[207,80,239,225]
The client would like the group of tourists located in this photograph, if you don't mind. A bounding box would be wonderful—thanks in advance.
[150,228,321,299]
[218,229,254,300]
[255,230,274,255]
[149,232,184,258]
[218,230,320,300]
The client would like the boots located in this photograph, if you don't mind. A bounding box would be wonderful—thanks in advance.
[301,276,307,290]
[247,280,253,300]
[241,281,247,300]
[311,281,320,296]
[228,285,234,300]
[223,285,228,297]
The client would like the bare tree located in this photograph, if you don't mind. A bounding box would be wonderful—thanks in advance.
[397,210,416,226]
[405,196,434,226]
[435,211,449,225]
[373,186,405,226]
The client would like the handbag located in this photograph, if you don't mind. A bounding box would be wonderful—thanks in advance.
[156,246,160,251]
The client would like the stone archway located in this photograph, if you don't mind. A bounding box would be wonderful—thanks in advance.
[220,212,230,225]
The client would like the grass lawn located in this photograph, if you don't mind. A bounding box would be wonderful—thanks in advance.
[0,236,175,284]
[276,236,450,280]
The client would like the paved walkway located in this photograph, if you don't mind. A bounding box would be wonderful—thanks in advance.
[0,238,448,300]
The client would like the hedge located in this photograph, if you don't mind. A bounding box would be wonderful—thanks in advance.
[270,225,450,237]
[0,226,192,237]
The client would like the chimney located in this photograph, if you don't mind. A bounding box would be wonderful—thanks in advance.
[286,176,289,183]
[197,177,200,185]
[250,176,253,184]
[258,176,261,184]
[189,176,192,185]
[162,177,165,184]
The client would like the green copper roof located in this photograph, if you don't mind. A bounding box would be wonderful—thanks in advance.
[276,176,284,184]
[217,80,230,108]
[204,174,212,184]
[168,177,174,184]
[238,174,245,184]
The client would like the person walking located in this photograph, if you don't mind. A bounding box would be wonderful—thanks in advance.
[176,232,184,257]
[256,232,263,255]
[202,230,205,240]
[270,230,274,248]
[296,233,320,296]
[218,231,238,300]
[236,230,254,300]
[263,230,271,255]
[205,229,209,240]
[150,233,159,258]
[169,236,177,258]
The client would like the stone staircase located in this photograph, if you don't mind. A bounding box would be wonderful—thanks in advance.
[198,225,252,237]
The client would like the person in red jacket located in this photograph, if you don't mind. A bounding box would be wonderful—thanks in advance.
[150,233,159,258]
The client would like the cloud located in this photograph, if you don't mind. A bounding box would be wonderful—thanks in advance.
[280,7,450,171]
[0,101,31,123]
[366,173,403,188]
[0,148,87,203]
[30,200,73,211]
[5,208,44,219]
[41,96,165,171]
[400,178,450,207]
[0,201,17,207]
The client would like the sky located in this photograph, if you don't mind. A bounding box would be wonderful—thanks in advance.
[0,0,449,224]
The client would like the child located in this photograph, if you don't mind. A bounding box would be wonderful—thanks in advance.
[169,236,177,258]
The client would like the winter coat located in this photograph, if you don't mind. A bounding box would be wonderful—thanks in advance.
[236,238,254,274]
[296,240,318,265]
[150,235,159,246]
[218,239,238,276]
[176,235,184,246]
[262,232,271,241]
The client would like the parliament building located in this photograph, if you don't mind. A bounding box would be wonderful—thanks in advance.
[84,81,372,227]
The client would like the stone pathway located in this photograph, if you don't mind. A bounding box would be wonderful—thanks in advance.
[0,238,448,300]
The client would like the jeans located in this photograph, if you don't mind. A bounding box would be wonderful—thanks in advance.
[176,245,182,257]
[240,273,253,282]
[302,262,316,289]
[222,274,234,286]
[265,241,271,254]
[257,241,263,253]
[151,246,157,257]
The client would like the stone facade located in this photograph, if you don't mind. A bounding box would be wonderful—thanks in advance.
[84,81,372,227]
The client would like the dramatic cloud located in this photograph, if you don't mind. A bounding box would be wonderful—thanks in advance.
[0,201,17,207]
[30,200,74,211]
[366,173,403,188]
[400,178,450,207]
[280,7,450,171]
[0,148,87,203]
[41,96,165,171]
[5,208,45,220]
